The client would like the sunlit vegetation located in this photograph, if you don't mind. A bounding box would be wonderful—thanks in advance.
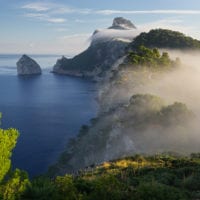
[109,46,180,97]
[126,46,180,69]
[131,29,200,49]
[0,115,30,200]
[0,128,19,182]
[4,153,200,200]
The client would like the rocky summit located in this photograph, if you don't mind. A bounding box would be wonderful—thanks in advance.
[109,17,136,30]
[17,55,42,75]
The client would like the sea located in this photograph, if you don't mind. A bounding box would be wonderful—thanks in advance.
[0,54,98,177]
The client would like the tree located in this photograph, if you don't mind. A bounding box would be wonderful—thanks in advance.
[135,182,188,200]
[2,169,30,200]
[0,128,19,182]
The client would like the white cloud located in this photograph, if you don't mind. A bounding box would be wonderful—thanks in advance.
[25,13,66,23]
[21,3,200,17]
[92,29,140,43]
[95,9,200,15]
[21,2,91,15]
[21,3,52,12]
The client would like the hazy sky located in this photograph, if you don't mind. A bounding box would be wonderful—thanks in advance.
[1,0,200,55]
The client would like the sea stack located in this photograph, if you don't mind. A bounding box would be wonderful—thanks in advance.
[17,55,42,75]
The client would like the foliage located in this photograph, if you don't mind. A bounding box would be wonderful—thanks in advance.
[127,46,179,69]
[159,102,195,126]
[128,94,164,115]
[131,29,200,49]
[54,175,82,200]
[25,155,200,200]
[21,177,57,200]
[1,169,30,200]
[0,128,19,183]
[135,182,188,200]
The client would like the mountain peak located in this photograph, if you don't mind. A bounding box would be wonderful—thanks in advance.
[109,17,136,30]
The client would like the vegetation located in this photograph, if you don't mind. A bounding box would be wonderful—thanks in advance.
[0,115,30,200]
[4,153,200,199]
[131,28,200,49]
[126,46,180,69]
[0,128,19,183]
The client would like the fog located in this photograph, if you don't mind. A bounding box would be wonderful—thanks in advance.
[91,28,141,44]
[95,50,200,158]
[99,50,200,114]
[57,50,200,173]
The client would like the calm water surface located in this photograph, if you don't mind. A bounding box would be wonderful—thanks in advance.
[0,55,98,176]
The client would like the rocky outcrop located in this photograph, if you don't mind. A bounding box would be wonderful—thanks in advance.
[53,17,138,79]
[17,55,42,75]
[53,40,129,78]
[109,17,136,30]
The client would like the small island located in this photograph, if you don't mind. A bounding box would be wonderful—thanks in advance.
[16,55,42,75]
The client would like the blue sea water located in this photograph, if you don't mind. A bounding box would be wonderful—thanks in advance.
[0,54,98,177]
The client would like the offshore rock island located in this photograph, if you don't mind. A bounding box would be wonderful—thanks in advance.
[17,55,42,75]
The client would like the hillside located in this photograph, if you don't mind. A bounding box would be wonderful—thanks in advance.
[49,93,196,176]
[130,29,200,50]
[8,154,200,200]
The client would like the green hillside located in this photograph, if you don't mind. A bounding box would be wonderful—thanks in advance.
[130,29,200,50]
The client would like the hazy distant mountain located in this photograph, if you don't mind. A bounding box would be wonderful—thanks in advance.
[53,17,139,79]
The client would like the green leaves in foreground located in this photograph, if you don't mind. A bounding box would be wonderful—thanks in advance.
[0,128,19,183]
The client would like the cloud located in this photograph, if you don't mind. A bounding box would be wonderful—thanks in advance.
[21,2,91,15]
[25,13,66,23]
[21,3,200,16]
[21,2,52,12]
[21,2,91,24]
[95,9,200,15]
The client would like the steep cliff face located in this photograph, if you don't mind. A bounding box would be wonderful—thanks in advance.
[17,55,42,75]
[53,39,129,78]
[53,17,138,78]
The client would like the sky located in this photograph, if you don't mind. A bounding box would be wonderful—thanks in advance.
[1,0,200,55]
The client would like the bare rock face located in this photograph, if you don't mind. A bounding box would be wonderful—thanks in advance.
[17,55,42,75]
[109,17,136,30]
